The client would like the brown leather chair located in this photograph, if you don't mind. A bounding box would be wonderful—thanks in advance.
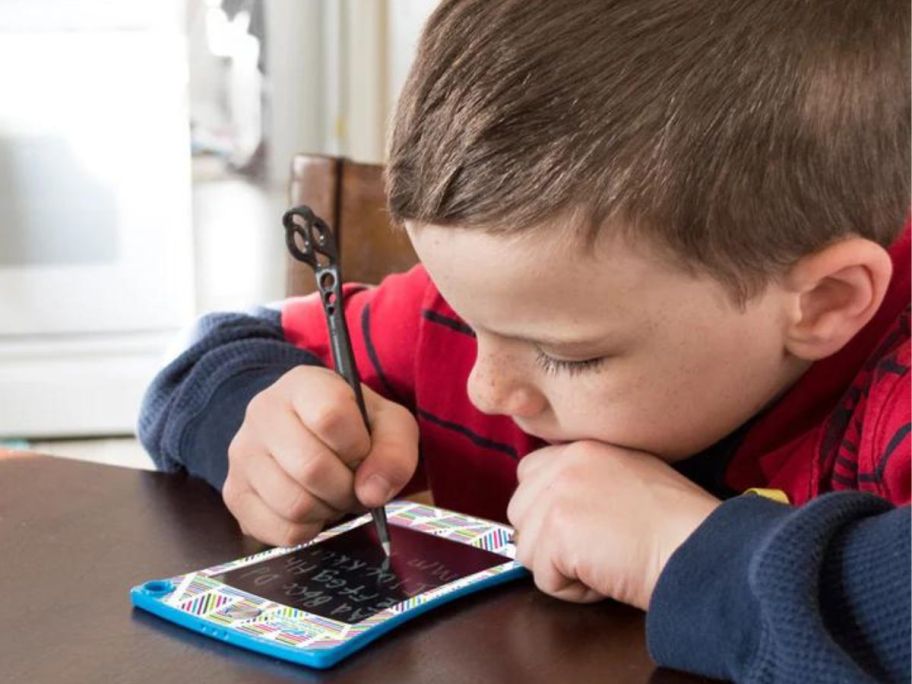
[286,154,419,296]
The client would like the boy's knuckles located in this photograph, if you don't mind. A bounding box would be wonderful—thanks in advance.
[383,401,418,431]
[283,450,320,480]
[561,440,596,463]
[288,456,357,511]
[288,453,329,488]
[276,521,319,548]
[274,531,294,548]
[306,402,355,440]
[280,487,317,522]
[515,542,534,570]
[282,364,330,388]
[296,372,355,407]
[505,499,518,527]
[226,439,241,465]
[516,454,547,482]
[221,479,240,511]
[243,391,274,424]
[226,430,252,463]
[283,365,313,383]
[532,570,559,597]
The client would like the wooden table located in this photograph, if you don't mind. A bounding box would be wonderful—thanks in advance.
[0,453,712,683]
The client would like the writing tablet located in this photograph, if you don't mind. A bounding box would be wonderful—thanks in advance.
[130,501,526,668]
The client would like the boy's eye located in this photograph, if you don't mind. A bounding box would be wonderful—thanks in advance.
[534,348,606,376]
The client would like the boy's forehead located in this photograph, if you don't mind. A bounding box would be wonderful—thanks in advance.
[406,220,692,336]
[408,220,605,291]
[408,219,671,289]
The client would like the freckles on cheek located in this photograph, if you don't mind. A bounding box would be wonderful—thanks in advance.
[561,372,681,448]
[547,383,622,440]
[466,373,491,410]
[467,349,519,408]
[647,363,718,428]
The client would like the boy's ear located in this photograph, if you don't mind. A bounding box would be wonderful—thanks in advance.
[782,237,893,361]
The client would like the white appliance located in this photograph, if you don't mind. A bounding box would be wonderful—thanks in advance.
[0,1,195,437]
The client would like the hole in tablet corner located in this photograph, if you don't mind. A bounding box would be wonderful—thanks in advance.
[143,580,174,597]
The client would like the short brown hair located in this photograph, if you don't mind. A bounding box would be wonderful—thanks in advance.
[386,0,910,302]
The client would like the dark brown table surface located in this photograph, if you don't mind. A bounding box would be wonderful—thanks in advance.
[0,453,713,683]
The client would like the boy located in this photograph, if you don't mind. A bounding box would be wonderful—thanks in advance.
[139,1,910,681]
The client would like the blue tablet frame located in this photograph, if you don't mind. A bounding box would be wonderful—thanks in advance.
[130,502,527,669]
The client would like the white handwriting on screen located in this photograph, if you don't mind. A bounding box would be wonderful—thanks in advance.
[234,545,461,621]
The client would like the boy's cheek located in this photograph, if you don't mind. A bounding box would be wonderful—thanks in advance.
[549,393,743,463]
[543,345,788,460]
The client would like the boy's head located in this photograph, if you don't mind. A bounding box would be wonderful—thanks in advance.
[386,0,910,459]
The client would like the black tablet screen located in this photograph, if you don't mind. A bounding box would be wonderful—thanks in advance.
[213,522,507,624]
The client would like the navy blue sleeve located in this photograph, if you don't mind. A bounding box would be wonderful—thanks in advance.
[136,307,323,490]
[647,492,911,683]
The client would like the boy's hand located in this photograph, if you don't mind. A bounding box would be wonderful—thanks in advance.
[507,440,720,611]
[222,365,419,547]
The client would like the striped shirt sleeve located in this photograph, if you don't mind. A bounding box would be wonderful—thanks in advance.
[137,266,430,490]
[136,305,324,488]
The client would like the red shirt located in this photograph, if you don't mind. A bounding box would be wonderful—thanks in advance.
[282,229,911,520]
[725,228,910,505]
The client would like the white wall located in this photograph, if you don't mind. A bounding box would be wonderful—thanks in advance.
[264,0,439,170]
[0,0,441,439]
[0,0,195,438]
[264,0,328,183]
[388,0,439,117]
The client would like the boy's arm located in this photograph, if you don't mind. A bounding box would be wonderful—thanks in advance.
[137,267,427,490]
[648,330,911,683]
[647,492,911,683]
[136,305,324,488]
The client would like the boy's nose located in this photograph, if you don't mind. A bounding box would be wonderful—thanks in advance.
[467,356,546,419]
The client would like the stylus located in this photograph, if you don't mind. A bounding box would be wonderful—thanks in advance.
[282,205,392,557]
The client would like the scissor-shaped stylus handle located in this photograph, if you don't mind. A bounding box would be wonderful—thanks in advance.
[282,205,338,268]
[282,205,369,425]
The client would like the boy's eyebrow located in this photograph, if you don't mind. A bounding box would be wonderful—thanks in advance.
[475,324,610,351]
[523,334,608,351]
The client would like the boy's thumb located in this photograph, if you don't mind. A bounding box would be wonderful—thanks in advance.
[353,392,419,508]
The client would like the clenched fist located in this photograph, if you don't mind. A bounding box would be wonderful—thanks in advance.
[507,440,720,610]
[222,365,419,547]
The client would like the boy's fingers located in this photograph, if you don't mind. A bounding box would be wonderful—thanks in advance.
[515,444,561,482]
[245,448,341,523]
[512,502,545,572]
[532,555,602,603]
[285,369,372,467]
[224,483,322,548]
[354,390,420,508]
[265,408,359,512]
[506,461,559,530]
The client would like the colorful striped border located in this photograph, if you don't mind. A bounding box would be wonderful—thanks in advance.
[159,502,519,651]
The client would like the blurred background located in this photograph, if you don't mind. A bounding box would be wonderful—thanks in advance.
[0,0,438,466]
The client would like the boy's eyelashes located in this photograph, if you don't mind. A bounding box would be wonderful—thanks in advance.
[533,347,607,376]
